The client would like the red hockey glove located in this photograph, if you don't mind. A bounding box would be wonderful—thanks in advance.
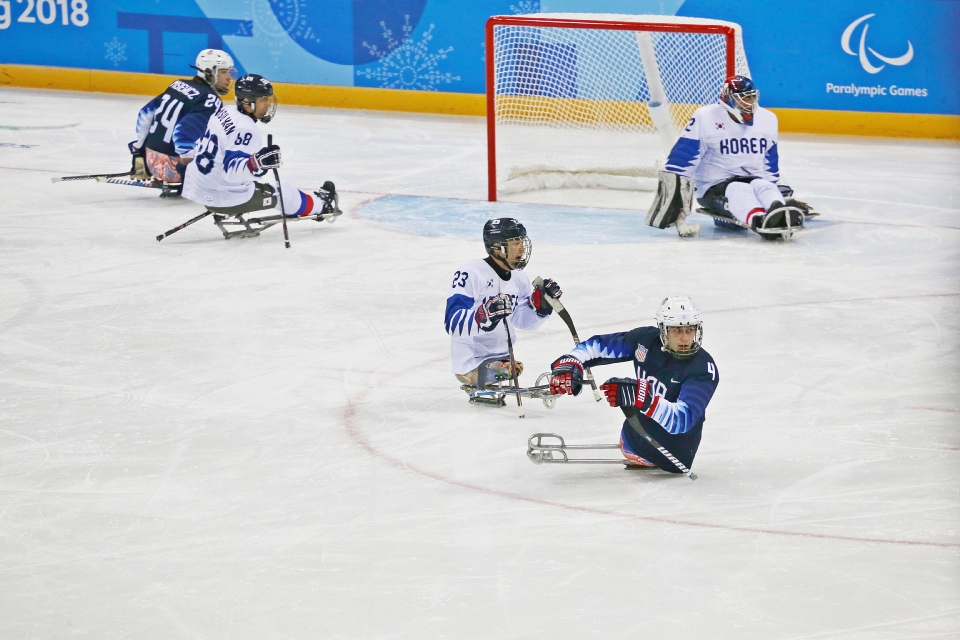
[600,377,653,412]
[475,293,513,332]
[529,278,562,317]
[549,355,583,396]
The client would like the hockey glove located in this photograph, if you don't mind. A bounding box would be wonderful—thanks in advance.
[549,356,584,396]
[128,141,149,180]
[475,293,513,332]
[600,377,654,412]
[246,144,282,174]
[529,278,562,317]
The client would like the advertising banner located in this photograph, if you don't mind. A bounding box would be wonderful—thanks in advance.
[1,0,957,116]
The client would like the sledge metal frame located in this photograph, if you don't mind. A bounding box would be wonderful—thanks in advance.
[527,433,638,465]
[464,372,559,409]
[212,209,341,240]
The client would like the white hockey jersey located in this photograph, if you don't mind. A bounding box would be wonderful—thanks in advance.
[182,105,261,209]
[665,103,780,198]
[444,258,548,375]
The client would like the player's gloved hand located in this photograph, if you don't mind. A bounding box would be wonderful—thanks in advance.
[246,144,282,174]
[549,355,583,396]
[600,377,654,412]
[128,141,149,180]
[475,293,513,332]
[529,278,562,317]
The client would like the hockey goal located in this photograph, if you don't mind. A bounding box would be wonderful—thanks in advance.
[486,14,751,201]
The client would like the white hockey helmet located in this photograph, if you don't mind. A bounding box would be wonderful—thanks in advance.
[656,296,703,359]
[194,49,235,95]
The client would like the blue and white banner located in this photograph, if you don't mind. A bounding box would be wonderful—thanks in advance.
[1,0,957,115]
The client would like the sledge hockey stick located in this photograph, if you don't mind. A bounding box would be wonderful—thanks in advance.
[156,210,212,242]
[52,171,130,183]
[621,407,697,481]
[502,314,524,418]
[267,134,291,249]
[531,277,602,402]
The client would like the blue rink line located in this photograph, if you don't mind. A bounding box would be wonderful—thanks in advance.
[355,195,826,244]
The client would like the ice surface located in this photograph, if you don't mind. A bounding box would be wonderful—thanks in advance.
[1,87,958,639]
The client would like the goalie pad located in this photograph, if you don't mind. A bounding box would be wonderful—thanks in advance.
[646,171,695,229]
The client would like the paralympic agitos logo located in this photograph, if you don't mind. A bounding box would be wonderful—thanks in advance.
[841,14,913,74]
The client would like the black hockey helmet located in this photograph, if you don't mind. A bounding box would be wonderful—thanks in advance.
[483,218,532,270]
[235,74,277,123]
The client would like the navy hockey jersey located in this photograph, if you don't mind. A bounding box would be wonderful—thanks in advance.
[567,326,719,470]
[133,77,222,158]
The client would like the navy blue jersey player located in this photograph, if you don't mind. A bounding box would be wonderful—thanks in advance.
[128,49,234,192]
[549,297,718,472]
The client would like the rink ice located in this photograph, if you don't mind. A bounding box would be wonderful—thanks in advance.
[1,88,959,639]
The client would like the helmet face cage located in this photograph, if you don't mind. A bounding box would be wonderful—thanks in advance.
[720,75,759,125]
[483,218,531,270]
[490,235,532,270]
[235,74,277,123]
[656,296,703,359]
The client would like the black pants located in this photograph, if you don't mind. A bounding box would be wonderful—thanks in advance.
[207,182,278,215]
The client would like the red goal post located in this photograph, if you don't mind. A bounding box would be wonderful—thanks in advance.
[485,14,747,201]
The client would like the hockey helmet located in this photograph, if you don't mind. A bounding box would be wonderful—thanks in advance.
[483,218,532,270]
[655,296,703,359]
[235,74,278,123]
[193,49,236,96]
[720,75,758,126]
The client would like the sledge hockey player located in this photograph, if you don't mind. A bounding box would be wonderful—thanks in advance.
[444,218,562,405]
[181,74,339,225]
[549,296,718,472]
[128,49,235,196]
[648,75,813,240]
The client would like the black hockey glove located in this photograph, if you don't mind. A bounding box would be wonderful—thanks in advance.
[246,144,282,174]
[600,377,653,412]
[475,293,513,332]
[549,355,583,396]
[529,278,562,317]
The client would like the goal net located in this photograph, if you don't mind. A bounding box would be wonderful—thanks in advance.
[486,14,751,201]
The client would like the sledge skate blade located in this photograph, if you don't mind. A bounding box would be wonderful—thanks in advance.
[468,383,558,409]
[526,433,627,465]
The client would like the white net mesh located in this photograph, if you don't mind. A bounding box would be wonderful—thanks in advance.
[490,14,750,196]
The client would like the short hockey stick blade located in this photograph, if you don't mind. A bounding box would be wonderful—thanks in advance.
[52,171,130,183]
[156,210,212,242]
[527,433,632,465]
[621,408,697,480]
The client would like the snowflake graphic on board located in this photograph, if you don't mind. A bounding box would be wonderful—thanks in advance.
[104,38,127,67]
[510,0,540,13]
[356,16,460,91]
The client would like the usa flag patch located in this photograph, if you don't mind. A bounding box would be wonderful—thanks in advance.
[635,344,648,362]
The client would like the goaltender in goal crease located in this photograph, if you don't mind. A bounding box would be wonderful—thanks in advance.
[647,75,817,241]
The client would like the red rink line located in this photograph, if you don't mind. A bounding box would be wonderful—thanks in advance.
[343,285,960,550]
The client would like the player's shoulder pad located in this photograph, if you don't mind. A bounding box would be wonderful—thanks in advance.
[625,325,660,346]
[685,347,718,381]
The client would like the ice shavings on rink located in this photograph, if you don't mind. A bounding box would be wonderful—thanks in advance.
[355,193,830,242]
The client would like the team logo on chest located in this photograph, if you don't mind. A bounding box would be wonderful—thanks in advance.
[634,344,648,362]
[715,121,725,130]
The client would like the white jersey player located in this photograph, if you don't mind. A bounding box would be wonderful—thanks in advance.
[648,75,812,238]
[444,218,562,403]
[182,74,338,219]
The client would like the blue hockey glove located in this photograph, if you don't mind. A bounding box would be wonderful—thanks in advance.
[246,144,282,174]
[549,355,583,396]
[475,293,513,332]
[529,278,562,317]
[600,377,653,412]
